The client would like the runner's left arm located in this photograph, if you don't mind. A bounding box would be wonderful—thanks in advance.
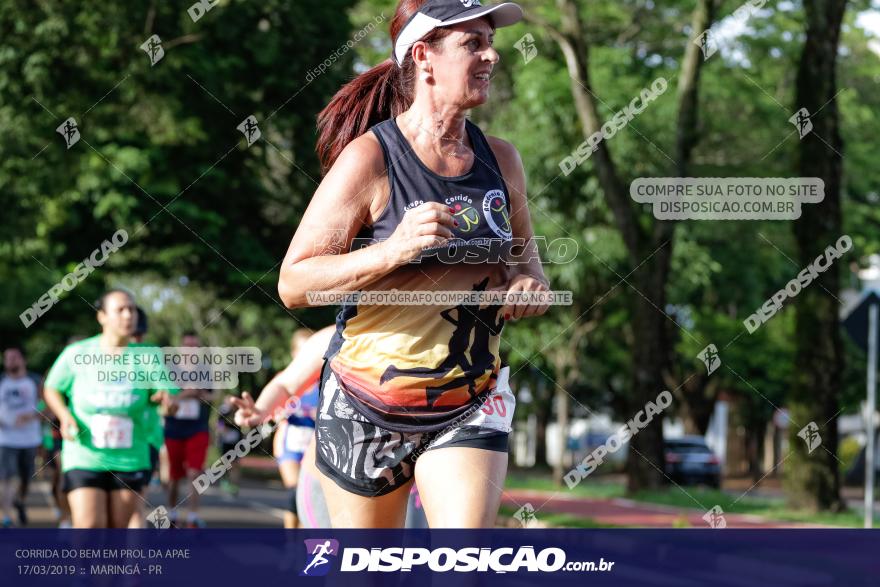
[487,136,551,321]
[231,325,334,426]
[145,346,181,413]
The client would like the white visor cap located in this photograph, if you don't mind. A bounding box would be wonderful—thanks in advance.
[393,1,524,67]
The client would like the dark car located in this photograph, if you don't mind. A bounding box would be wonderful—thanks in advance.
[664,436,722,488]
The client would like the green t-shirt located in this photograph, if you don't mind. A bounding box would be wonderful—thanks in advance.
[146,402,164,449]
[44,335,179,472]
[36,399,54,450]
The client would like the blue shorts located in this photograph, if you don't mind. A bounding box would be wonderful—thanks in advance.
[277,424,314,464]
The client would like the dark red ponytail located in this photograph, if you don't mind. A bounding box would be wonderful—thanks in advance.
[316,0,452,175]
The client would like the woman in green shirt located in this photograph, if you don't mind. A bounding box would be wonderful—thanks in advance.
[43,290,178,528]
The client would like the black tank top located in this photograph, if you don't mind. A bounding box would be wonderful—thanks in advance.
[323,116,513,433]
[353,117,513,261]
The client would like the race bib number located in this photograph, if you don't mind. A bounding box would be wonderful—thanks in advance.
[285,425,314,453]
[175,399,200,420]
[90,415,133,449]
[475,366,516,432]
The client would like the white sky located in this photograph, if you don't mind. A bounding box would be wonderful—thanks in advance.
[711,7,880,59]
[857,10,880,55]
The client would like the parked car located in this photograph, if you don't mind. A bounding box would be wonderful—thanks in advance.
[664,436,722,488]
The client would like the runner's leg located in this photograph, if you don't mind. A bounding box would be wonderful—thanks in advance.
[183,432,209,526]
[279,459,301,528]
[415,447,507,528]
[109,489,141,528]
[12,448,36,525]
[0,479,13,525]
[50,452,70,525]
[313,373,416,528]
[16,448,35,512]
[315,465,413,528]
[165,437,185,524]
[0,448,13,525]
[296,439,332,528]
[168,478,180,522]
[68,487,109,528]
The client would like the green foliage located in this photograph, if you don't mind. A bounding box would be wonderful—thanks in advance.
[1,0,357,367]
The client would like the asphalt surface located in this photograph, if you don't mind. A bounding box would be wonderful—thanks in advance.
[13,477,290,529]
[8,466,873,529]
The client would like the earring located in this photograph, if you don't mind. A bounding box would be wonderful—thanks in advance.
[420,64,431,81]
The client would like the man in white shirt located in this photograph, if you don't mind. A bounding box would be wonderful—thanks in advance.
[0,346,43,527]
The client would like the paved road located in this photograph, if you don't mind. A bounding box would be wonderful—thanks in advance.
[17,477,290,529]
[11,467,863,529]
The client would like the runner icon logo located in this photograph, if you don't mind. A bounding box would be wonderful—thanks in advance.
[139,35,165,67]
[797,421,822,454]
[146,506,171,529]
[301,539,339,577]
[56,117,80,149]
[697,344,720,375]
[237,115,261,147]
[514,503,539,528]
[702,505,726,529]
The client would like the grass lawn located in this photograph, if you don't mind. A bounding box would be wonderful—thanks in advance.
[497,505,621,528]
[505,470,875,528]
[629,487,873,528]
[504,471,626,500]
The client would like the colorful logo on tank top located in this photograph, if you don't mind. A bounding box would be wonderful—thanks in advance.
[482,189,511,239]
[446,195,480,234]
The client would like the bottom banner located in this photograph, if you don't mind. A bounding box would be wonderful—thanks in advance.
[3,529,878,586]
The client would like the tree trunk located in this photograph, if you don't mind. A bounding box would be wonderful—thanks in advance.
[534,399,550,469]
[665,370,719,435]
[548,317,595,484]
[553,384,571,485]
[626,268,672,491]
[786,0,848,512]
[746,417,768,482]
[533,0,716,492]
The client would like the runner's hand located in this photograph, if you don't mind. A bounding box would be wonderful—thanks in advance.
[164,394,179,417]
[230,392,266,428]
[381,202,457,265]
[489,273,551,321]
[150,390,179,416]
[59,413,80,441]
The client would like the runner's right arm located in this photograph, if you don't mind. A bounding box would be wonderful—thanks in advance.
[43,348,79,440]
[43,387,78,441]
[277,135,457,308]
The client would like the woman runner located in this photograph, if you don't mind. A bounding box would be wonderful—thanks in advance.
[43,290,179,528]
[274,0,550,528]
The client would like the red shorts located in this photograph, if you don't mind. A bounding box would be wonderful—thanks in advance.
[165,431,210,481]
